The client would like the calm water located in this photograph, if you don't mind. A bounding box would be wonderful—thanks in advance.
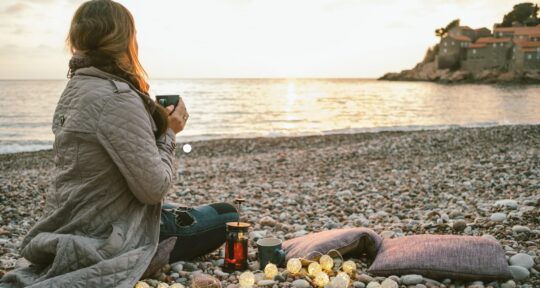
[0,79,539,154]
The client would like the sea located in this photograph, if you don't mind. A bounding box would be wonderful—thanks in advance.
[1,79,539,154]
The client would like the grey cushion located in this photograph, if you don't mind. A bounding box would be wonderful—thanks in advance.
[368,234,512,281]
[283,228,382,261]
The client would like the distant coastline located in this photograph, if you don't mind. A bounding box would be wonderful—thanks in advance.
[380,4,540,84]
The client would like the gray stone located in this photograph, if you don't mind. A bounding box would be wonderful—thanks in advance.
[509,265,530,281]
[490,213,506,222]
[183,262,198,272]
[257,280,277,286]
[452,220,467,232]
[357,274,375,284]
[500,280,516,288]
[381,279,398,288]
[366,282,381,288]
[259,216,277,227]
[512,225,530,234]
[352,281,366,288]
[401,274,423,285]
[495,200,518,209]
[509,253,535,269]
[415,285,427,288]
[171,262,184,273]
[380,231,395,239]
[292,279,311,288]
[273,274,286,282]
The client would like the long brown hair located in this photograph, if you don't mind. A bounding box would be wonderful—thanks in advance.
[67,0,168,137]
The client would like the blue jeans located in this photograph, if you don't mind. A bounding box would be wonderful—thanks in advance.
[159,202,239,262]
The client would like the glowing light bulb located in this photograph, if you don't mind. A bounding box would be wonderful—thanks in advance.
[342,260,356,274]
[239,271,255,287]
[308,262,322,276]
[333,272,350,287]
[182,144,192,153]
[319,255,334,271]
[313,271,330,287]
[264,263,278,279]
[287,258,302,274]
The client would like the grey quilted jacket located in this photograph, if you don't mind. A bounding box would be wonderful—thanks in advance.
[0,67,177,287]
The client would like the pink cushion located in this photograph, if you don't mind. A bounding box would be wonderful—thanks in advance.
[368,234,512,281]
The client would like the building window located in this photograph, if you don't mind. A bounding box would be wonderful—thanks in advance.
[443,48,447,53]
[444,42,447,47]
[451,41,455,46]
[527,54,532,60]
[473,49,477,54]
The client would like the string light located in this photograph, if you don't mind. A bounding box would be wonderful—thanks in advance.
[342,260,356,274]
[313,271,330,287]
[319,255,334,271]
[333,272,351,287]
[239,271,255,288]
[287,258,302,275]
[308,262,322,276]
[264,263,278,279]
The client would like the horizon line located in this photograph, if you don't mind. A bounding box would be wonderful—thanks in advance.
[0,76,380,81]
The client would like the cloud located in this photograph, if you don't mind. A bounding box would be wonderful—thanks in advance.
[3,3,30,14]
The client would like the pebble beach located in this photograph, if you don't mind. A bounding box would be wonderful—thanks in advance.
[0,125,538,287]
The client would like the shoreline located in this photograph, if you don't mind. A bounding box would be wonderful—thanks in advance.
[1,125,538,286]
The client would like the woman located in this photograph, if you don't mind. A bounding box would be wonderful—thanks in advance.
[0,1,237,287]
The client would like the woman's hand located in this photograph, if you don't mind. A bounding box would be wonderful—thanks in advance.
[165,97,188,134]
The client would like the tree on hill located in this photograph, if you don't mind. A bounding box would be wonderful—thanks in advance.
[435,19,460,38]
[500,2,539,27]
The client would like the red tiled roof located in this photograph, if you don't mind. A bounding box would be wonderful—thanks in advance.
[476,37,511,44]
[449,35,471,42]
[468,43,487,48]
[494,26,540,35]
[514,40,540,49]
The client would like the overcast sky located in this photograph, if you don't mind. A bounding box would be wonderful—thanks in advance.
[0,0,530,79]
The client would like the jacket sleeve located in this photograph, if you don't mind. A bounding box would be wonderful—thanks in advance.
[96,92,177,205]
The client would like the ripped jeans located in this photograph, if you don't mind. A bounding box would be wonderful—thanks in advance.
[159,203,239,262]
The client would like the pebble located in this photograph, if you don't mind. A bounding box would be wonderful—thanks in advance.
[353,281,366,288]
[511,225,530,234]
[508,265,530,281]
[481,234,498,242]
[452,219,467,232]
[366,282,381,288]
[494,200,518,210]
[259,216,277,227]
[381,279,398,288]
[273,274,286,282]
[489,213,506,222]
[169,284,185,288]
[500,280,516,288]
[171,262,183,273]
[291,279,311,288]
[380,231,395,239]
[257,280,276,286]
[183,262,198,272]
[357,274,375,283]
[191,273,221,288]
[401,274,423,285]
[509,253,534,269]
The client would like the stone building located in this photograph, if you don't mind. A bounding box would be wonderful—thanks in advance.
[462,38,512,72]
[446,24,540,73]
[437,26,489,69]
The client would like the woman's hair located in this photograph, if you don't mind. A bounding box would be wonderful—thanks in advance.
[67,0,169,137]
